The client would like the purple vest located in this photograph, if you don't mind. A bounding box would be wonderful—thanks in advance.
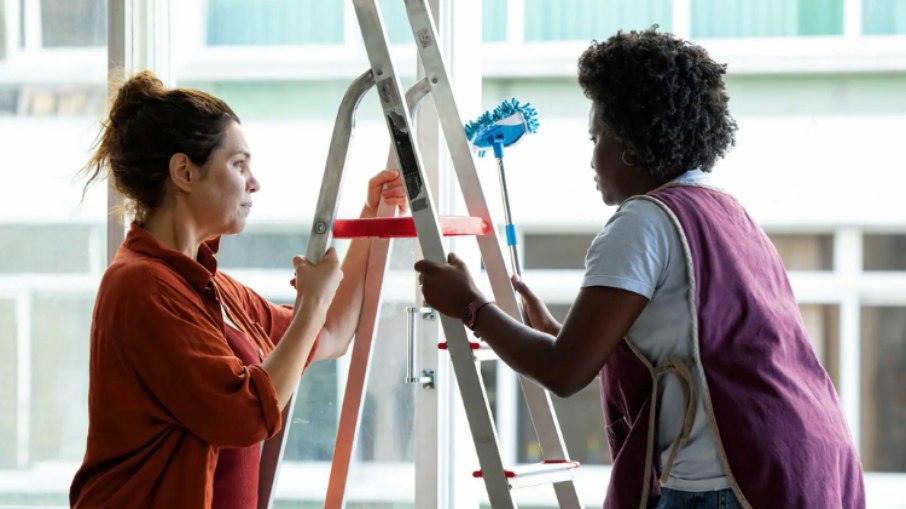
[599,184,865,509]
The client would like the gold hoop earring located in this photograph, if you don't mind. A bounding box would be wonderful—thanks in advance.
[621,150,635,167]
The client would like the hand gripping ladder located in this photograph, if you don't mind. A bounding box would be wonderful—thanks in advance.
[258,1,581,508]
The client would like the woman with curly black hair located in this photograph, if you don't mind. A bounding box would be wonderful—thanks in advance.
[415,28,864,509]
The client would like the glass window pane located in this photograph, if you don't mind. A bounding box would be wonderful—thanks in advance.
[484,0,507,42]
[517,303,611,465]
[0,225,97,273]
[799,304,840,391]
[766,233,834,271]
[216,231,313,269]
[863,0,906,35]
[41,0,106,47]
[206,0,343,45]
[525,0,672,42]
[518,382,610,465]
[379,0,415,44]
[1,1,7,59]
[0,86,16,113]
[181,81,357,120]
[523,233,595,270]
[861,306,906,472]
[278,299,339,462]
[864,234,906,271]
[30,295,93,464]
[342,242,419,505]
[692,0,843,38]
[0,300,16,470]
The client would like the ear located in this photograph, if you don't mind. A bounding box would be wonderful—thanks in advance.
[168,153,195,193]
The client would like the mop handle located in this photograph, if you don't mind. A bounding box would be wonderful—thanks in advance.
[494,139,521,278]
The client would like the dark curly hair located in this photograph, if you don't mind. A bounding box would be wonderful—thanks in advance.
[578,27,736,180]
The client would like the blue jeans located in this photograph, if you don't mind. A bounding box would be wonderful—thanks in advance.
[653,487,744,509]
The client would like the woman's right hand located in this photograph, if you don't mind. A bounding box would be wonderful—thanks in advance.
[511,275,561,336]
[292,248,343,311]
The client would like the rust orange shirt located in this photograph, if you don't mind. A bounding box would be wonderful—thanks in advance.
[70,224,318,508]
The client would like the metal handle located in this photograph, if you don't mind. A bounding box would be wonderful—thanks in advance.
[495,156,522,278]
[406,306,435,387]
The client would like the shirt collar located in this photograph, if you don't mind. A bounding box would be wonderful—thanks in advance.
[670,168,707,185]
[123,223,221,292]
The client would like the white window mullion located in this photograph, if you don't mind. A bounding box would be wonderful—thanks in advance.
[495,366,518,466]
[3,0,21,59]
[171,0,204,76]
[106,0,173,265]
[672,0,692,39]
[507,0,524,46]
[22,0,41,52]
[344,0,361,52]
[834,228,862,449]
[843,0,863,39]
[133,0,172,86]
[106,0,129,264]
[426,0,483,507]
[15,291,31,469]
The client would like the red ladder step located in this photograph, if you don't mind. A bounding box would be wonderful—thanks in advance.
[333,216,488,238]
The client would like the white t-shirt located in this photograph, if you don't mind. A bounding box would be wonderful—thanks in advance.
[582,170,730,491]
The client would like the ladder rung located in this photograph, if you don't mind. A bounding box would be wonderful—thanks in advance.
[437,341,481,350]
[333,216,488,238]
[437,341,499,362]
[472,461,580,490]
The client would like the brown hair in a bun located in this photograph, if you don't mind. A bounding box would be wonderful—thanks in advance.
[82,70,240,222]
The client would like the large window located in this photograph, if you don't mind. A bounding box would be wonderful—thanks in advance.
[2,0,906,507]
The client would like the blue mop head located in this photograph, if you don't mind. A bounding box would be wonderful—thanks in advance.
[464,98,539,158]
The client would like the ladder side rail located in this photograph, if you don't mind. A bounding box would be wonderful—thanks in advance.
[351,1,516,507]
[306,70,378,263]
[325,203,393,509]
[325,79,432,509]
[402,3,582,508]
[258,69,376,509]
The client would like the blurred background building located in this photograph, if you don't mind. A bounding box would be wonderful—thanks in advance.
[0,0,904,507]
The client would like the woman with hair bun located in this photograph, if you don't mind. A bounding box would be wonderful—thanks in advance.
[69,71,407,508]
[416,29,865,509]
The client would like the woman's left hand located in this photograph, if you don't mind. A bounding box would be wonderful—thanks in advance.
[363,169,408,218]
[414,253,485,318]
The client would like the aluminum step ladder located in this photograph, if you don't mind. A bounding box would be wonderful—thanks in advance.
[258,1,582,508]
